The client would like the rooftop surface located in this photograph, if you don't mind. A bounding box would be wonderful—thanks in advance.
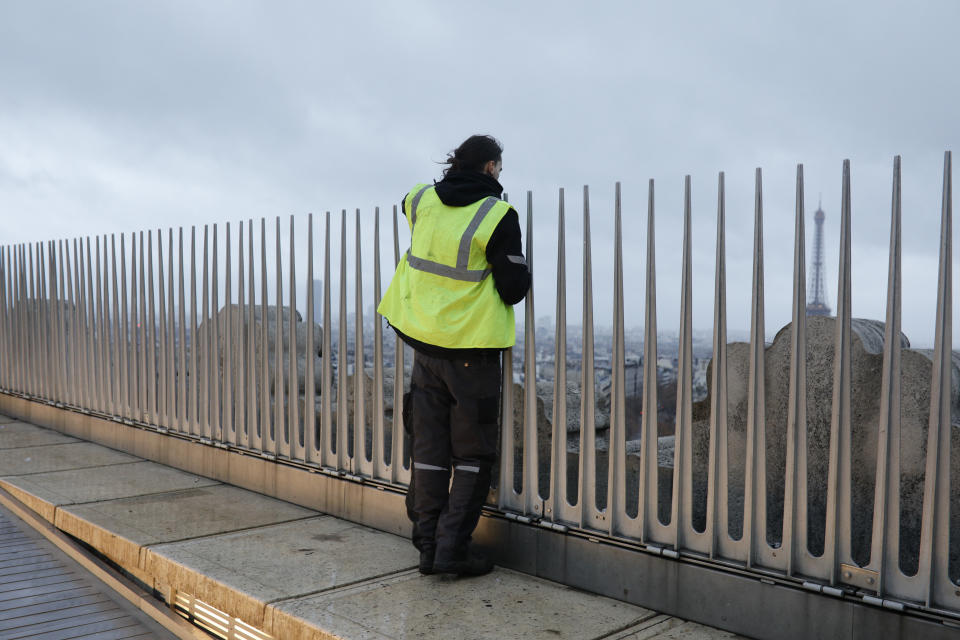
[0,414,744,640]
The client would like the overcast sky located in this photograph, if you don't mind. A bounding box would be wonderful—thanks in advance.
[1,1,958,346]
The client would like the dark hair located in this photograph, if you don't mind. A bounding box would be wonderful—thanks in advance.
[442,135,502,176]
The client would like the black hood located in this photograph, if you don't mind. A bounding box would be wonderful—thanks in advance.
[433,170,504,207]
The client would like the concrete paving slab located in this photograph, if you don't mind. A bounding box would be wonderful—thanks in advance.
[267,567,655,640]
[0,422,79,449]
[145,516,419,628]
[0,460,221,523]
[0,414,14,424]
[0,441,139,476]
[55,484,317,571]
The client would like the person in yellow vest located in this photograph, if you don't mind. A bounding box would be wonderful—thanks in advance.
[378,135,530,576]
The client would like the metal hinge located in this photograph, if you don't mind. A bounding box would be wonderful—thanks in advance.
[502,511,534,524]
[861,595,905,611]
[645,544,679,559]
[802,581,844,597]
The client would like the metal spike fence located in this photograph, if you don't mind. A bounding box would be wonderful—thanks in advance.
[0,154,957,620]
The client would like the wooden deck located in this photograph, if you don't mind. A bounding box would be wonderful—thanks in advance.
[0,505,176,640]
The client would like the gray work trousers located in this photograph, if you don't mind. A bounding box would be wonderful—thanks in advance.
[403,350,501,561]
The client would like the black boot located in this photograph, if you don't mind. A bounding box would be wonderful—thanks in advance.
[419,547,436,575]
[432,549,493,577]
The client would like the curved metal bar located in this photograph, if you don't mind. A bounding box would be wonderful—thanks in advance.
[137,232,148,422]
[36,243,46,400]
[522,190,540,516]
[234,222,245,445]
[114,233,124,418]
[126,234,135,419]
[200,226,211,439]
[94,237,105,413]
[248,219,259,450]
[372,207,387,480]
[189,227,200,436]
[918,151,953,608]
[708,172,728,560]
[870,156,903,595]
[337,210,349,470]
[274,217,285,457]
[23,244,32,397]
[579,185,598,529]
[260,218,271,452]
[640,179,663,544]
[744,168,769,568]
[84,239,95,413]
[608,182,633,538]
[673,175,697,552]
[146,232,156,426]
[52,242,66,403]
[157,230,169,429]
[211,225,221,440]
[547,188,573,524]
[305,214,317,464]
[71,240,81,406]
[126,236,136,418]
[322,212,334,469]
[176,227,189,432]
[13,246,21,396]
[131,233,141,418]
[223,223,233,444]
[784,165,809,575]
[177,229,187,432]
[251,218,267,451]
[824,159,854,585]
[58,240,69,403]
[289,215,302,460]
[354,209,370,475]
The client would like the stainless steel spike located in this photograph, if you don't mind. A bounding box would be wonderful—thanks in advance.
[824,160,854,585]
[289,215,302,460]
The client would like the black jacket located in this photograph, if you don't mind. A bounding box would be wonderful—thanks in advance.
[394,170,531,358]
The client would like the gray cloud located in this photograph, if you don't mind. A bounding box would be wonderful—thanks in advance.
[1,0,957,344]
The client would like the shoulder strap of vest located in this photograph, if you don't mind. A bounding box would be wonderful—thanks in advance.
[455,197,500,270]
[408,184,431,229]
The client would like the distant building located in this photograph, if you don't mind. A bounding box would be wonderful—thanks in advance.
[806,200,832,316]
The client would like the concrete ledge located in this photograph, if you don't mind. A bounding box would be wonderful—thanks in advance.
[143,517,419,628]
[1,461,220,525]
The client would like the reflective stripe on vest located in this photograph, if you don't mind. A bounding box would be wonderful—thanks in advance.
[408,184,430,229]
[405,196,499,282]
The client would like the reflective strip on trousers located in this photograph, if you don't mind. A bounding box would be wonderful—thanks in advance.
[414,461,448,471]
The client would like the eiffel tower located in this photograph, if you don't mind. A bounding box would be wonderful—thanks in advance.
[806,197,832,316]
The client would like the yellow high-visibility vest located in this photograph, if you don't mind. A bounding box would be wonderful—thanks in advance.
[377,183,516,349]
